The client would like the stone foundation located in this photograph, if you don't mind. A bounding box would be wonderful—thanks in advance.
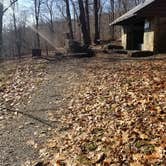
[142,31,154,51]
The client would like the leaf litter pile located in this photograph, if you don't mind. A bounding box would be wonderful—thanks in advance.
[45,60,166,166]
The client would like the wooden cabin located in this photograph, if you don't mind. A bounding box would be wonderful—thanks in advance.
[110,0,166,53]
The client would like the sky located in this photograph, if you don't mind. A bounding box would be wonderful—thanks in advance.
[3,0,111,27]
[3,0,34,27]
[3,0,31,8]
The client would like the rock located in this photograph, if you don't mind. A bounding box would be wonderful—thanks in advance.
[103,160,111,166]
[112,49,128,54]
[0,116,4,120]
[104,43,123,50]
[25,121,35,126]
[55,160,67,166]
[18,125,24,129]
[39,148,48,157]
[26,139,35,146]
[34,161,51,166]
[95,153,106,164]
[129,51,153,57]
[65,39,94,57]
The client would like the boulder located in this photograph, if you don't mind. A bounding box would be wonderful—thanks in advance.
[103,43,123,50]
[129,51,154,57]
[65,40,94,57]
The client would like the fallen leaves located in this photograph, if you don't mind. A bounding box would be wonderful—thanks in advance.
[43,59,166,165]
[0,58,47,118]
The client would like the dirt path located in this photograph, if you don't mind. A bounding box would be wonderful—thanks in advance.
[0,57,88,166]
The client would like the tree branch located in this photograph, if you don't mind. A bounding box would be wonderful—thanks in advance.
[3,0,18,14]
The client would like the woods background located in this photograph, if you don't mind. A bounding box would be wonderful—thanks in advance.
[1,0,145,57]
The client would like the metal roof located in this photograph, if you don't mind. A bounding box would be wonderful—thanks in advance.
[110,0,155,25]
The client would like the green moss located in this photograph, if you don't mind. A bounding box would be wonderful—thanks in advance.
[92,128,104,134]
[85,142,97,152]
[135,140,145,149]
[77,155,91,165]
[142,144,155,154]
[135,140,155,154]
[34,63,47,70]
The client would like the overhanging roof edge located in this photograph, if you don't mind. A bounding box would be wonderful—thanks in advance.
[110,0,155,26]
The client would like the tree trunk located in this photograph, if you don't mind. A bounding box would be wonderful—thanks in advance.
[78,0,91,46]
[36,18,40,48]
[71,0,81,41]
[12,4,22,58]
[34,0,41,49]
[46,0,54,33]
[85,0,91,43]
[94,0,100,44]
[0,0,18,57]
[110,0,115,40]
[65,0,74,39]
[0,3,3,56]
[49,9,54,33]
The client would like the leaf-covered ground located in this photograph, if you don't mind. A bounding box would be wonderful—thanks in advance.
[0,58,47,111]
[45,58,166,166]
[0,58,50,166]
[0,55,166,166]
[0,56,85,166]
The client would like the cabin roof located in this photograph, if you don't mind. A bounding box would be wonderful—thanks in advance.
[110,0,155,25]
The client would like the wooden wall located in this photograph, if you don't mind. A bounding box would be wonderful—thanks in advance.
[121,16,166,53]
[155,17,166,53]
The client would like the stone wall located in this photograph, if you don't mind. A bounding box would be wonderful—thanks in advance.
[142,18,155,52]
[142,31,154,51]
[121,27,127,49]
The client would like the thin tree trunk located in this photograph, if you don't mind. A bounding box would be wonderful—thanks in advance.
[65,0,74,39]
[78,0,90,46]
[0,3,3,56]
[94,0,100,44]
[12,4,22,58]
[71,0,81,41]
[73,6,76,38]
[110,0,115,40]
[85,0,91,43]
[46,0,54,33]
[36,19,40,48]
[34,0,41,49]
[49,10,54,33]
[0,0,18,57]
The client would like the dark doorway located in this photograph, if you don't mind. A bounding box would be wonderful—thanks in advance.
[156,17,166,53]
[127,21,144,50]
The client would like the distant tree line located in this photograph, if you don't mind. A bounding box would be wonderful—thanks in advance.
[0,0,145,58]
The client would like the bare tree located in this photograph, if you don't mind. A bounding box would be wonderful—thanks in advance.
[85,0,91,43]
[0,0,18,56]
[71,0,81,40]
[110,0,115,39]
[94,0,100,44]
[45,0,55,33]
[64,0,73,39]
[78,0,91,46]
[33,0,43,48]
[11,1,24,57]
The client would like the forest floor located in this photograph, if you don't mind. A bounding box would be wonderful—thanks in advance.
[0,53,166,166]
